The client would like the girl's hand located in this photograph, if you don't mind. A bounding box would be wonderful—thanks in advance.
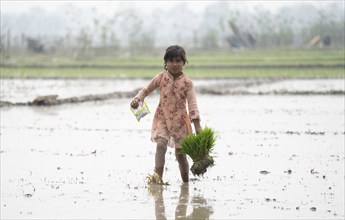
[192,119,201,134]
[130,98,140,108]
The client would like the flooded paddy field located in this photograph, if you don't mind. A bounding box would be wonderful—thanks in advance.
[0,78,344,219]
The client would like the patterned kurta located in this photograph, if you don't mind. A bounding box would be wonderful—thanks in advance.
[135,71,200,148]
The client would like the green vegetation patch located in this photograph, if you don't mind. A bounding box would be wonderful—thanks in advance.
[181,127,217,176]
[1,67,343,79]
[1,48,344,78]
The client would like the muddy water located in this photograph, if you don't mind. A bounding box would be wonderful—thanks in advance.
[1,78,344,102]
[0,79,344,219]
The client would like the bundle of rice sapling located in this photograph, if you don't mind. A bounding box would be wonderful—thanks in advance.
[180,127,217,176]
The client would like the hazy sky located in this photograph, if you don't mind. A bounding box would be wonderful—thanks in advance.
[1,0,323,15]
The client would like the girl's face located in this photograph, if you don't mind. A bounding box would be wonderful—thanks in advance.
[165,57,185,76]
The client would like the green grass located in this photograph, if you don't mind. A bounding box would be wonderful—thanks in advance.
[1,67,343,78]
[0,67,160,78]
[1,48,344,78]
[3,48,344,65]
[188,49,345,65]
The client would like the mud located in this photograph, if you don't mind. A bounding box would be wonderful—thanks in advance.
[0,78,344,107]
[0,78,344,219]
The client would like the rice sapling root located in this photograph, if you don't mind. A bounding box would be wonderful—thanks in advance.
[190,155,214,176]
[180,127,217,176]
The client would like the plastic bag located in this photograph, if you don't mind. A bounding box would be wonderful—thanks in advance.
[130,101,150,121]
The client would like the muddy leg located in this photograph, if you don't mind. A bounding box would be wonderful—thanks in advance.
[154,138,168,179]
[175,148,189,182]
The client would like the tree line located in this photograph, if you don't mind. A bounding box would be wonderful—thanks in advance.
[1,1,344,58]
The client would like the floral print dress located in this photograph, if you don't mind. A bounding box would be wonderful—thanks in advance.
[135,71,200,148]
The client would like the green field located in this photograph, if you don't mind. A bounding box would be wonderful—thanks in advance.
[1,48,344,78]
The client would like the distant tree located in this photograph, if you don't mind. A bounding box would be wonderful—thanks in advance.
[77,28,91,55]
[26,37,44,53]
[202,29,218,49]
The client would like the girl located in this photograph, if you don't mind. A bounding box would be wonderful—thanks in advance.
[130,45,201,183]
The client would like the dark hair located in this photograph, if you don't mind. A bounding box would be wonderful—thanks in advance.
[164,45,188,70]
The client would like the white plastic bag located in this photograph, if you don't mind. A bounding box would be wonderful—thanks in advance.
[130,101,150,121]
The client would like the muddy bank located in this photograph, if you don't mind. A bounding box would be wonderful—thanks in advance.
[1,78,344,107]
[0,90,140,107]
[195,78,345,95]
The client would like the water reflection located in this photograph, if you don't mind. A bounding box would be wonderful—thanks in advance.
[187,195,214,220]
[148,184,167,220]
[148,183,213,220]
[175,183,189,220]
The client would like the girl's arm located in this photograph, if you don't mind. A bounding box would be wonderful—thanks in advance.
[187,80,201,133]
[130,73,162,108]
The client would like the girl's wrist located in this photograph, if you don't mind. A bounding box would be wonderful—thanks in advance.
[192,119,201,133]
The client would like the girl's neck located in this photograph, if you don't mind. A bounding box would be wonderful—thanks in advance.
[170,71,182,80]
